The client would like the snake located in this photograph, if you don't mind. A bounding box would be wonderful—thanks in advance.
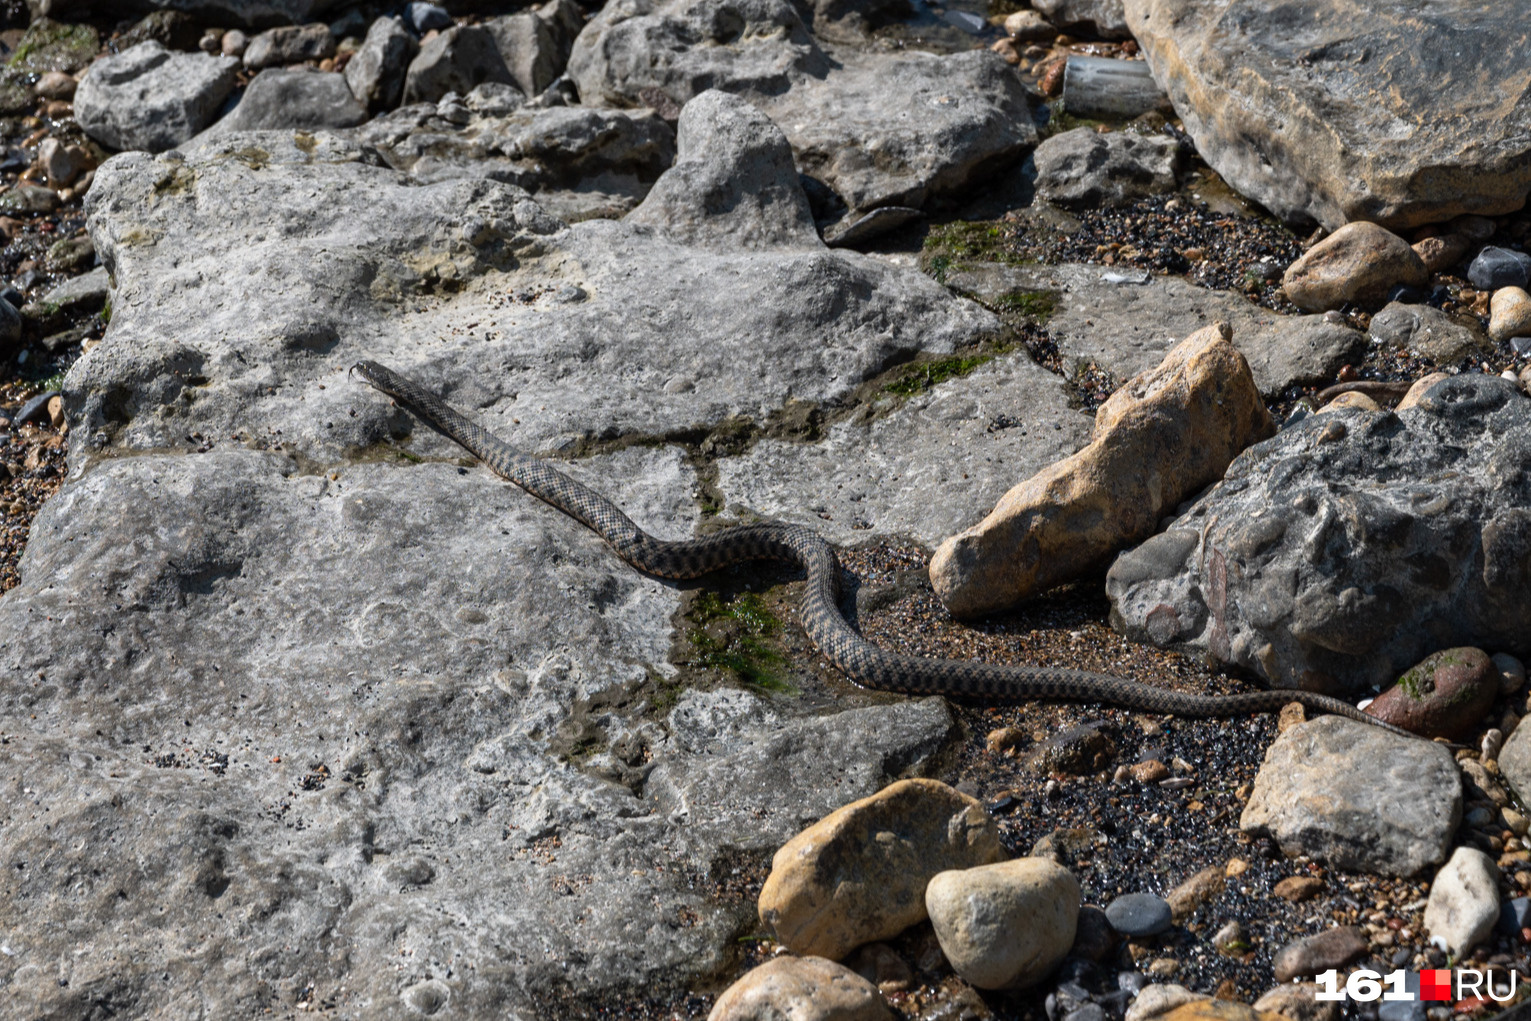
[352,359,1414,738]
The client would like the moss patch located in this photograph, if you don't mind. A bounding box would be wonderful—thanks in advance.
[9,19,99,73]
[920,220,1024,283]
[687,592,796,694]
[883,352,997,396]
[990,289,1058,323]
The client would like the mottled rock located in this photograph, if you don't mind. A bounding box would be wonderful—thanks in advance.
[403,25,515,105]
[1107,374,1531,692]
[1030,723,1118,775]
[758,779,1004,960]
[486,12,562,99]
[1123,0,1531,230]
[1281,222,1428,312]
[708,957,892,1021]
[76,41,238,153]
[1412,233,1470,275]
[1365,647,1498,741]
[1423,847,1501,956]
[627,90,817,251]
[202,70,367,135]
[1370,301,1490,362]
[243,22,335,69]
[7,16,97,73]
[1165,864,1224,921]
[1252,983,1339,1021]
[1490,287,1531,343]
[1034,0,1129,38]
[932,321,1273,618]
[344,16,417,114]
[1034,127,1181,209]
[925,858,1080,990]
[1272,927,1369,982]
[1239,717,1461,876]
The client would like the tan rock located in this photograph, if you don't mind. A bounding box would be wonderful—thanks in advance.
[930,322,1273,617]
[924,857,1078,990]
[758,779,1004,960]
[1159,1003,1288,1021]
[708,956,892,1021]
[1125,984,1209,1021]
[1316,390,1380,413]
[1252,982,1339,1021]
[1281,222,1428,312]
[1489,286,1531,342]
[1272,875,1323,902]
[1004,9,1056,41]
[1411,233,1470,274]
[1166,863,1225,921]
[1395,371,1450,412]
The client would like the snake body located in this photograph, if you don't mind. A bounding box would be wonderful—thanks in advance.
[353,360,1410,736]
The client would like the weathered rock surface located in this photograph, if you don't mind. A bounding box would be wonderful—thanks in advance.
[486,11,565,99]
[1239,717,1461,876]
[1107,374,1531,692]
[1364,647,1498,740]
[1423,847,1501,956]
[944,262,1367,397]
[1252,983,1339,1021]
[200,69,368,136]
[404,24,516,106]
[1369,301,1490,363]
[1034,0,1129,38]
[758,779,1004,960]
[924,857,1080,990]
[931,322,1273,618]
[1124,0,1531,230]
[344,15,418,114]
[243,22,335,70]
[1033,127,1182,209]
[1501,721,1531,808]
[1490,286,1531,343]
[41,0,329,30]
[627,90,818,251]
[1158,1004,1289,1021]
[708,956,893,1021]
[0,123,1024,1015]
[1281,222,1428,312]
[1272,927,1370,982]
[76,41,239,153]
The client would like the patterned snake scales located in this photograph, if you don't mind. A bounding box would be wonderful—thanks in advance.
[353,360,1412,738]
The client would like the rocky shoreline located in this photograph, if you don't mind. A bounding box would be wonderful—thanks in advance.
[0,1,1530,1020]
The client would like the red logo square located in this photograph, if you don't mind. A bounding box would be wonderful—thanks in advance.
[1420,969,1452,1001]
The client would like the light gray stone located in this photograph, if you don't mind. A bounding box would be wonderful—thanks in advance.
[344,15,418,114]
[39,265,110,314]
[202,69,367,136]
[1369,301,1491,363]
[1423,847,1501,956]
[627,90,818,251]
[1498,722,1531,808]
[76,41,239,153]
[925,858,1080,990]
[1239,717,1461,876]
[242,22,335,70]
[403,24,516,106]
[486,11,562,99]
[1034,127,1182,209]
[1107,374,1531,692]
[1034,0,1129,38]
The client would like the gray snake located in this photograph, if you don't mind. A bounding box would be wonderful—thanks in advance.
[352,360,1410,737]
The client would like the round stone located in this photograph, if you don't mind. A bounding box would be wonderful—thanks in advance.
[1104,892,1172,937]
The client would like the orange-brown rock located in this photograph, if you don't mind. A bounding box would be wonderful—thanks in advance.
[1366,647,1498,741]
[930,322,1273,618]
[1281,222,1428,312]
[758,779,1004,960]
[1156,1001,1290,1021]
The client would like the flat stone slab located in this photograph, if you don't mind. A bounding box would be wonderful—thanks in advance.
[1124,0,1531,230]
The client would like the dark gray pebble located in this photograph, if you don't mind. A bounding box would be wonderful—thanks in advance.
[1468,246,1531,291]
[1064,1004,1106,1021]
[1104,892,1172,937]
[15,390,58,426]
[405,1,452,33]
[1497,895,1531,935]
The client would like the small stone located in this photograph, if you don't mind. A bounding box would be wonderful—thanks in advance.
[0,183,57,213]
[1272,926,1369,981]
[990,37,1021,65]
[1281,222,1428,312]
[1252,982,1340,1021]
[407,2,454,34]
[1105,893,1173,937]
[925,857,1080,990]
[221,29,248,57]
[1366,647,1498,741]
[1489,287,1531,342]
[1125,985,1207,1021]
[1146,959,1179,978]
[1211,920,1245,952]
[1411,233,1469,274]
[1034,127,1182,209]
[1467,246,1531,291]
[1452,215,1499,243]
[33,71,76,101]
[1273,876,1324,902]
[758,778,1004,961]
[243,23,337,70]
[986,726,1026,754]
[1495,654,1527,695]
[1394,371,1450,412]
[1496,897,1531,937]
[46,395,62,429]
[1369,302,1489,363]
[1158,1003,1289,1021]
[1483,728,1505,763]
[37,139,79,189]
[1224,858,1249,878]
[1317,390,1381,413]
[1276,702,1307,733]
[1030,723,1118,775]
[1423,847,1500,957]
[1004,9,1056,40]
[1131,760,1170,783]
[1165,864,1224,921]
[707,956,893,1021]
[845,943,913,995]
[1031,826,1101,865]
[1070,904,1118,962]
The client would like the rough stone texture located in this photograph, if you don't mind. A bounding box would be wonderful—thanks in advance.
[76,41,239,153]
[486,11,563,99]
[352,99,676,221]
[1033,127,1182,209]
[344,15,418,114]
[1423,847,1501,956]
[1252,983,1340,1021]
[758,779,1004,960]
[1501,721,1531,809]
[403,24,516,106]
[1272,927,1370,981]
[1490,287,1531,343]
[1123,0,1531,231]
[1239,717,1461,876]
[1126,986,1209,1021]
[0,126,1017,1015]
[40,0,335,30]
[1365,647,1499,741]
[1281,222,1428,312]
[1034,0,1129,38]
[708,957,893,1021]
[1369,300,1491,363]
[924,858,1080,990]
[758,50,1036,219]
[1107,374,1531,693]
[37,264,110,315]
[627,90,818,251]
[1413,232,1470,275]
[200,69,368,136]
[944,262,1367,398]
[931,322,1274,619]
[568,0,829,107]
[243,22,335,70]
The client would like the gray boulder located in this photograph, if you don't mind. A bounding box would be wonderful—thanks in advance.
[1124,0,1531,230]
[1034,0,1130,38]
[567,0,828,108]
[344,16,418,114]
[1034,127,1182,209]
[1369,301,1491,364]
[202,69,367,136]
[242,22,335,69]
[627,90,818,250]
[486,11,563,99]
[403,24,516,106]
[1107,374,1531,693]
[1240,717,1461,876]
[75,41,238,153]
